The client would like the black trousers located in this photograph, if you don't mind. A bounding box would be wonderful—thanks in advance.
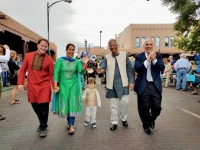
[31,102,49,130]
[137,82,162,127]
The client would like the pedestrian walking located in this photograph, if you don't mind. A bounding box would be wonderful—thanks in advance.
[83,77,101,128]
[8,50,20,105]
[17,38,54,137]
[53,43,89,134]
[134,38,165,135]
[96,39,134,131]
[174,53,191,91]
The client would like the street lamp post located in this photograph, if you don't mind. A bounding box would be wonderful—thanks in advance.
[47,0,72,56]
[84,39,87,52]
[100,31,102,57]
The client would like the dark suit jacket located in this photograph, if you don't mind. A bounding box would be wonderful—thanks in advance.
[134,52,165,94]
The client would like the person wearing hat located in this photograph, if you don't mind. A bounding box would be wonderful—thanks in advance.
[174,53,191,91]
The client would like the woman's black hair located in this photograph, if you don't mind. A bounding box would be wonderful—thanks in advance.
[66,43,75,50]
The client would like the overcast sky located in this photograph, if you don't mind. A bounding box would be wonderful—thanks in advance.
[0,0,177,57]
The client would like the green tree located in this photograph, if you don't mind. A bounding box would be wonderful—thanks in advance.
[161,0,200,52]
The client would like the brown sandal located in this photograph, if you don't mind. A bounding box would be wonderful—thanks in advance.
[69,126,75,134]
[10,101,17,105]
[191,92,198,95]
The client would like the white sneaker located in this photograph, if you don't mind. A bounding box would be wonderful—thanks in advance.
[92,123,96,128]
[84,121,89,126]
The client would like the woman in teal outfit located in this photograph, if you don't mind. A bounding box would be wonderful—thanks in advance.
[53,43,88,134]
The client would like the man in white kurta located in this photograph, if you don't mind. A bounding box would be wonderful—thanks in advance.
[97,39,134,131]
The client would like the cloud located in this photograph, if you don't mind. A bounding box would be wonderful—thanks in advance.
[0,0,177,57]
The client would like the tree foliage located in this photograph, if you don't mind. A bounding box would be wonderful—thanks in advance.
[161,0,200,52]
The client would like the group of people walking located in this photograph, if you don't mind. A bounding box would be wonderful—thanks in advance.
[0,37,165,137]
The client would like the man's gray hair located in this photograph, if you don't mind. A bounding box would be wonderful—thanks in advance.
[108,39,118,45]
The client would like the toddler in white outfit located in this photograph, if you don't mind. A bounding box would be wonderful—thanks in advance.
[83,77,101,128]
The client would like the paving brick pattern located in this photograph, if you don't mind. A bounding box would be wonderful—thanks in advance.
[1,83,200,150]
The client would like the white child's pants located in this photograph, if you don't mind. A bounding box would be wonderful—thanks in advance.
[85,106,97,123]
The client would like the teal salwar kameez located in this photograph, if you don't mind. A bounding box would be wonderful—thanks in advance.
[52,57,83,126]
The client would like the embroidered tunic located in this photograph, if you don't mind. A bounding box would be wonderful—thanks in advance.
[18,52,54,103]
[53,57,83,117]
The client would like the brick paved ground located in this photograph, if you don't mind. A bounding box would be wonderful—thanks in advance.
[1,82,200,150]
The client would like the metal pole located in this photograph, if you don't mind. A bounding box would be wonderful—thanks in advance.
[100,31,102,57]
[47,2,51,56]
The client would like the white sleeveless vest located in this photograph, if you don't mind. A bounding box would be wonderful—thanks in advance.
[105,51,128,89]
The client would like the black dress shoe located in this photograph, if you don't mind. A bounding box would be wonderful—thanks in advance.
[150,120,155,129]
[144,126,151,135]
[122,120,128,127]
[110,124,117,131]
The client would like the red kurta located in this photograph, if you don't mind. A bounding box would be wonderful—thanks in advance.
[18,52,54,104]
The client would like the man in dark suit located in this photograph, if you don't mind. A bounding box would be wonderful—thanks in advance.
[134,38,165,135]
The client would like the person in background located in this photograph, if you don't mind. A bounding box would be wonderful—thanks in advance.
[189,65,200,95]
[1,62,8,87]
[87,58,96,79]
[76,54,85,90]
[100,56,104,67]
[174,53,191,91]
[129,56,135,78]
[0,44,10,121]
[16,56,22,67]
[8,50,20,105]
[162,58,171,88]
[18,38,54,137]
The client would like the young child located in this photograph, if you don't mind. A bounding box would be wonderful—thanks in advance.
[83,77,101,128]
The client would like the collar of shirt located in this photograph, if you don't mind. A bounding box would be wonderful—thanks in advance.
[145,51,148,58]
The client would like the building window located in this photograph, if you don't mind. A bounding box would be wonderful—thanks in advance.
[135,37,140,47]
[165,36,169,47]
[122,44,124,48]
[151,36,155,43]
[141,37,146,46]
[171,36,175,47]
[156,37,160,47]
